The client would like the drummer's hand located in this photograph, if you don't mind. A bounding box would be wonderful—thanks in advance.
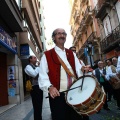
[81,65,90,73]
[49,86,60,99]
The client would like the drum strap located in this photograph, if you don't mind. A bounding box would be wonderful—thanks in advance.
[56,54,77,81]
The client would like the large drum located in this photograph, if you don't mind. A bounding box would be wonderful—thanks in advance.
[66,75,106,116]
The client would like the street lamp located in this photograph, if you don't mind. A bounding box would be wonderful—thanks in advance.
[86,41,93,68]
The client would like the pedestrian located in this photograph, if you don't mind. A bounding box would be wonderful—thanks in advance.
[24,56,43,120]
[115,47,120,74]
[93,61,110,111]
[106,59,112,71]
[38,28,89,120]
[69,46,85,66]
[114,47,120,110]
[105,59,113,102]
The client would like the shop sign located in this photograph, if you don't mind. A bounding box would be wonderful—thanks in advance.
[20,44,29,56]
[0,26,17,54]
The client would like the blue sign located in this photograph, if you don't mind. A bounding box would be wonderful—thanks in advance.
[20,44,29,56]
[8,88,15,97]
[0,26,17,54]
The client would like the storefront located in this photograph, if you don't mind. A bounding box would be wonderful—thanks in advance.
[0,26,18,106]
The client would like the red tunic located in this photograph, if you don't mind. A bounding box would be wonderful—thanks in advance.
[44,48,78,90]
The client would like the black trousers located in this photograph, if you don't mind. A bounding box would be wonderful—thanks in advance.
[30,85,43,120]
[114,88,120,107]
[100,82,109,109]
[49,93,89,120]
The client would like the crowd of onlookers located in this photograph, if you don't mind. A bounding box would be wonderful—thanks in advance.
[92,57,120,112]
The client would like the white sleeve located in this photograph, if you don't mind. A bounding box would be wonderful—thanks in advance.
[80,60,85,66]
[24,65,39,78]
[106,66,116,80]
[73,52,83,77]
[92,70,95,76]
[105,67,111,81]
[116,56,120,73]
[38,54,52,92]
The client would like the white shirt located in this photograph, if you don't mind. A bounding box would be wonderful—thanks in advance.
[116,56,120,73]
[106,66,117,80]
[24,64,40,86]
[38,46,83,92]
[24,64,39,78]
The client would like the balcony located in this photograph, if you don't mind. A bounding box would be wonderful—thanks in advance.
[84,6,93,24]
[100,24,120,53]
[80,0,88,5]
[73,36,77,45]
[74,10,80,24]
[87,32,97,42]
[78,46,85,57]
[76,27,82,39]
[79,17,87,32]
[0,0,23,32]
[77,32,97,57]
[95,0,110,18]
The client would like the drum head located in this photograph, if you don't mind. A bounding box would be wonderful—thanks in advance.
[66,76,96,105]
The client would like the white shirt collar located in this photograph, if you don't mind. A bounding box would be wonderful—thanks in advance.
[55,46,65,52]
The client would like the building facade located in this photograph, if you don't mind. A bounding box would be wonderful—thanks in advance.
[0,0,45,107]
[69,0,120,66]
[95,0,120,60]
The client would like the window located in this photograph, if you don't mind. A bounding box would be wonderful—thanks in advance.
[103,15,112,36]
[115,1,120,22]
[15,0,21,9]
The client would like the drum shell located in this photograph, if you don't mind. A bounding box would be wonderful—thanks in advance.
[66,75,106,116]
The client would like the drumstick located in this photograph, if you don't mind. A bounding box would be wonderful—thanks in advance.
[81,70,85,90]
[46,85,82,98]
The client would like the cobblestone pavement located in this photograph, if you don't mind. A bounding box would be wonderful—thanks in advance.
[0,92,120,120]
[90,99,120,120]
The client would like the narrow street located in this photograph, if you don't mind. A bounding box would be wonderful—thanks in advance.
[0,92,120,120]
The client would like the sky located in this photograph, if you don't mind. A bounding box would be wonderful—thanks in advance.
[42,0,73,49]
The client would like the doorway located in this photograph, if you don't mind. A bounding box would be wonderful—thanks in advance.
[0,52,8,106]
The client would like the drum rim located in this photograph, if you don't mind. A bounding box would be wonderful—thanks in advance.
[66,75,99,106]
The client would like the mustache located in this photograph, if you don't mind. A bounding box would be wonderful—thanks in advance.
[59,37,65,40]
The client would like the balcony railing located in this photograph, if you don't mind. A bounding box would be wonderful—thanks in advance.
[74,10,79,22]
[84,6,92,17]
[79,17,86,32]
[84,6,93,23]
[76,25,82,36]
[80,0,88,5]
[87,32,97,42]
[100,24,120,53]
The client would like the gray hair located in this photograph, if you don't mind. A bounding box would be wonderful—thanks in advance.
[112,57,117,62]
[97,61,103,64]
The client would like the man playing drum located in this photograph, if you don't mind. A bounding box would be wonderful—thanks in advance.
[38,28,89,120]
